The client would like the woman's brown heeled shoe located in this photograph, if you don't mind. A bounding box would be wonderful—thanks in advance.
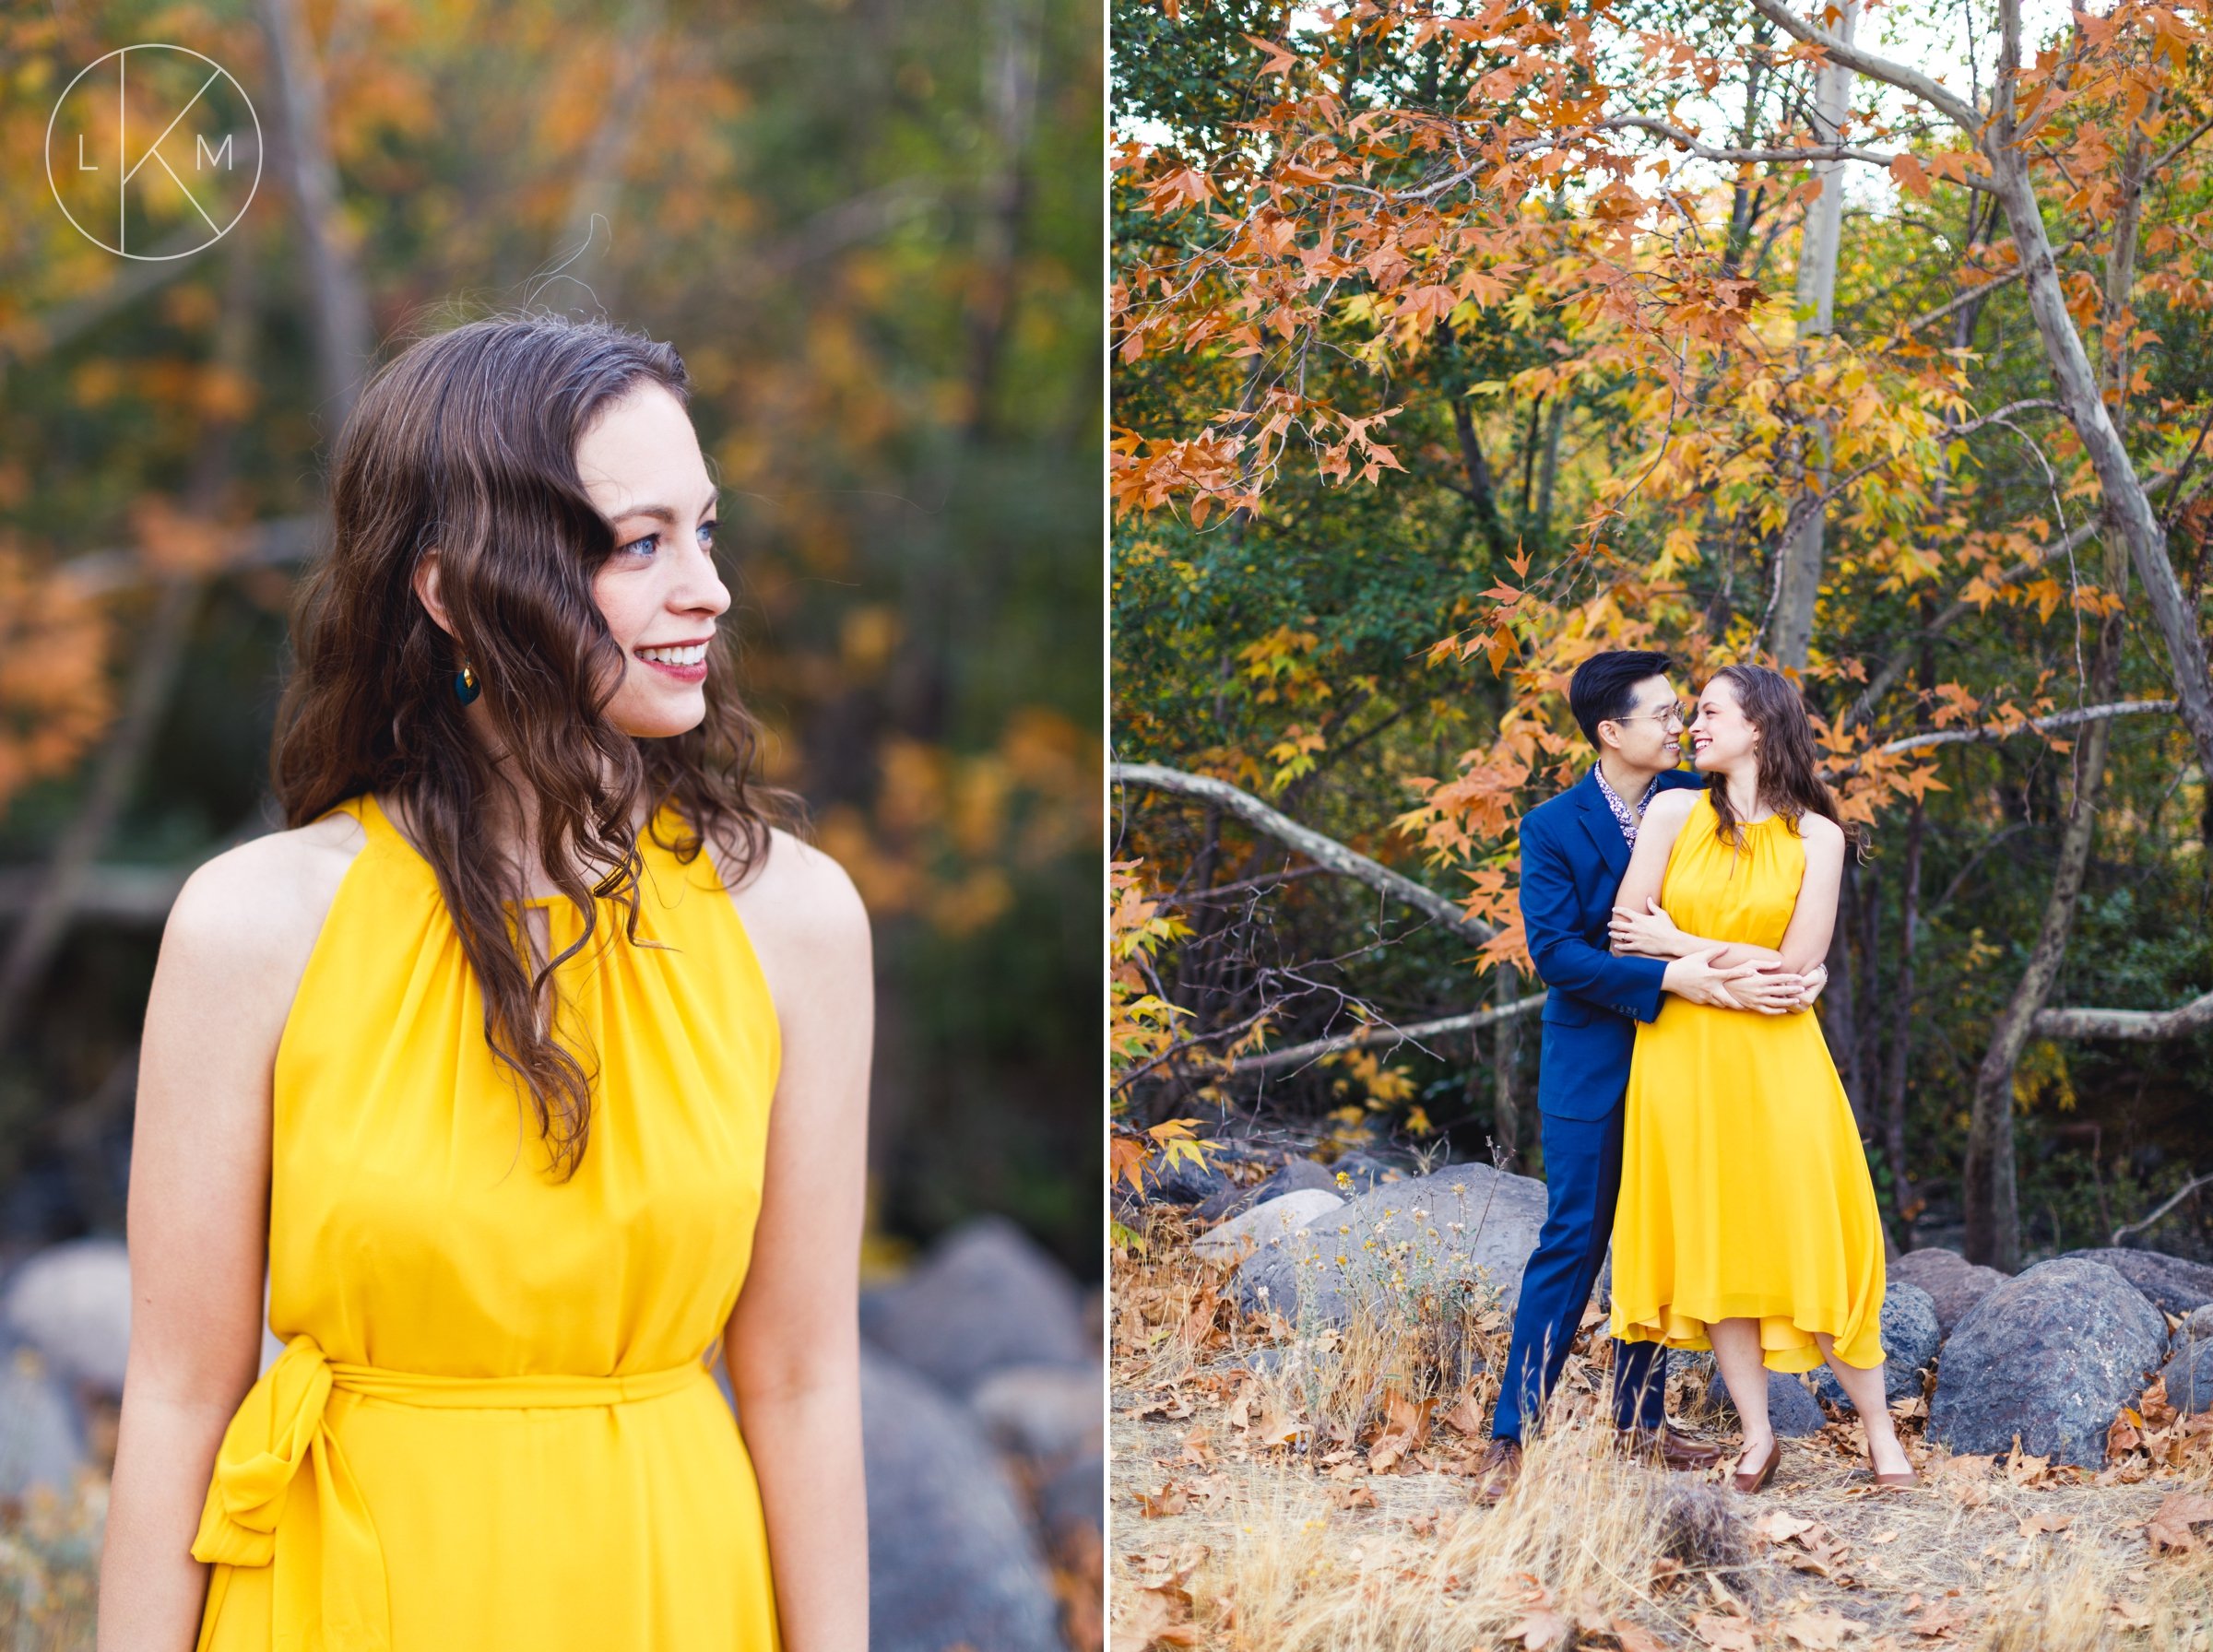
[1863,1448,1919,1489]
[1730,1436,1781,1493]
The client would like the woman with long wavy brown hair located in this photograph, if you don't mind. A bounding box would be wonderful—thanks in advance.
[1603,664,1916,1496]
[96,311,870,1650]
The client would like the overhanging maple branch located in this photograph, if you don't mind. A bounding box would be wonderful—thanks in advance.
[1111,761,1497,944]
[1744,0,1983,134]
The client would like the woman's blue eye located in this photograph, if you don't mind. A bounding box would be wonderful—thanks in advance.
[698,519,716,547]
[621,532,658,557]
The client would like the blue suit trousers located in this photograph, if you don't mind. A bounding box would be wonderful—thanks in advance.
[1490,1104,1667,1440]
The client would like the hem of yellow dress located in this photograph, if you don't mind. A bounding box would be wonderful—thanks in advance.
[1610,1302,1885,1375]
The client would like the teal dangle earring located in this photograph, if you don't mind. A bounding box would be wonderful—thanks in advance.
[454,658,480,705]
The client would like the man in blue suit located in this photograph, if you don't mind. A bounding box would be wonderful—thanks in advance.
[1473,651,1820,1499]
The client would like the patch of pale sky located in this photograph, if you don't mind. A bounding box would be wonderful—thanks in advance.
[1112,0,2079,220]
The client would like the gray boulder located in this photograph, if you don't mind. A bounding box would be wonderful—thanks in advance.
[0,1348,85,1497]
[1193,1156,1340,1224]
[2059,1248,2213,1319]
[1231,1162,1548,1326]
[1138,1150,1230,1206]
[1889,1246,2006,1339]
[861,1215,1090,1396]
[2160,1338,2213,1415]
[1928,1257,2168,1467]
[1189,1189,1342,1264]
[1328,1151,1414,1195]
[2,1238,131,1394]
[862,1347,1062,1652]
[1701,1366,1828,1438]
[967,1363,1102,1460]
[1037,1450,1102,1546]
[2170,1304,2213,1357]
[1811,1281,1941,1408]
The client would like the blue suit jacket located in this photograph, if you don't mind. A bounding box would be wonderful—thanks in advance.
[1519,766,1706,1122]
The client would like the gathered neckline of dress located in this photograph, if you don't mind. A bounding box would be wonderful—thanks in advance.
[360,790,700,912]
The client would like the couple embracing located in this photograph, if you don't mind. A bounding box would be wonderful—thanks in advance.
[1473,651,1916,1498]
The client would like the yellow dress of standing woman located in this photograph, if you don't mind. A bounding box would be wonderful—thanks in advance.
[1607,790,1887,1374]
[190,791,783,1650]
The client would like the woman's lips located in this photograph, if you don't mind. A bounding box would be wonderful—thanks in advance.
[638,654,707,684]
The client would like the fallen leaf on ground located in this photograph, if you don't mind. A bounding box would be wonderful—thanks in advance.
[1780,1609,1863,1648]
[1507,1609,1571,1650]
[2147,1491,2213,1554]
[1439,1388,1486,1437]
[1612,1619,1669,1652]
[1905,1597,1961,1638]
[1123,1584,1199,1651]
[1753,1510,1817,1545]
[1692,1611,1758,1652]
[2110,1596,2153,1629]
[1333,1481,1379,1511]
[1136,1481,1189,1517]
[2017,1510,2072,1537]
[1251,1401,1304,1448]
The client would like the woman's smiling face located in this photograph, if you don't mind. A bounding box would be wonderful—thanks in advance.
[575,381,732,738]
[1689,675,1757,772]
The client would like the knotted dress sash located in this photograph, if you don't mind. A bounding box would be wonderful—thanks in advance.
[191,1333,712,1652]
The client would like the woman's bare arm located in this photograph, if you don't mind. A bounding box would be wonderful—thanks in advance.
[1609,792,1785,969]
[720,827,872,1652]
[96,821,352,1652]
[1774,813,1847,976]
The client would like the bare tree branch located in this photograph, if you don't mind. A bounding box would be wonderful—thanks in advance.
[1111,761,1497,944]
[1596,113,1961,177]
[1744,0,1984,133]
[2037,989,2213,1042]
[1828,699,2174,775]
[1225,994,1548,1076]
[2109,1170,2213,1243]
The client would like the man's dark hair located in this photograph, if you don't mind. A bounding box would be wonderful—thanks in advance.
[1568,650,1676,747]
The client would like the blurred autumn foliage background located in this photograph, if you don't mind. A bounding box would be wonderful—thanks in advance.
[0,0,1101,1275]
[1112,0,2213,1274]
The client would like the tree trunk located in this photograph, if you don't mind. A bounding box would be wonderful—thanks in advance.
[256,0,373,431]
[1982,6,2213,782]
[0,233,258,1051]
[1882,791,1924,1246]
[1772,0,1856,672]
[1964,65,2155,1269]
[1450,392,1508,553]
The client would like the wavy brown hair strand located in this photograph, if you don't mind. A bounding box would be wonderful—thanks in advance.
[1706,664,1864,856]
[270,310,799,1179]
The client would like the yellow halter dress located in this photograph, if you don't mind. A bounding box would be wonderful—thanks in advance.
[1608,791,1888,1375]
[190,791,783,1651]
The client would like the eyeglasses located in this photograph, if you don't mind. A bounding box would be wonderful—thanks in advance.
[1608,704,1689,731]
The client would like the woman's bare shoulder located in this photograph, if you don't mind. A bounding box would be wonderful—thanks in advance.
[702,820,870,976]
[165,808,368,977]
[1645,785,1701,824]
[1797,811,1846,850]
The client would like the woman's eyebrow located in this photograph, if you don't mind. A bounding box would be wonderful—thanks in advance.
[611,489,722,524]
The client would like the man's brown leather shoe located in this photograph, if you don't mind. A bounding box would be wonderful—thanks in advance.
[1470,1436,1522,1504]
[1618,1424,1726,1470]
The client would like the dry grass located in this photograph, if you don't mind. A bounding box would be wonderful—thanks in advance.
[1112,1204,2213,1651]
[0,1475,104,1652]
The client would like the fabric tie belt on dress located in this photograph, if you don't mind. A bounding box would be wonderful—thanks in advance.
[191,1332,713,1652]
